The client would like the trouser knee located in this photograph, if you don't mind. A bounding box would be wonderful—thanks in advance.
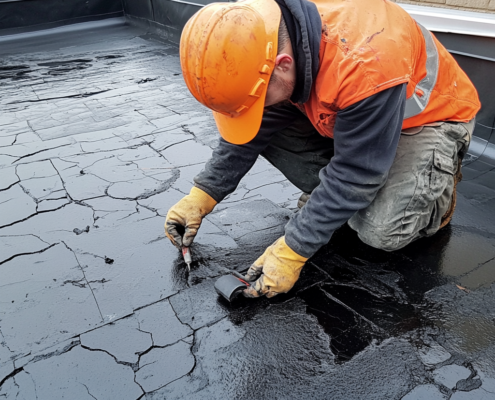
[348,218,411,252]
[348,119,475,252]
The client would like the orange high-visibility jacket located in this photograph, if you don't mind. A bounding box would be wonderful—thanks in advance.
[303,0,481,138]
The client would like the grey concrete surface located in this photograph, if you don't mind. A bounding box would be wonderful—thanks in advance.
[1,19,495,400]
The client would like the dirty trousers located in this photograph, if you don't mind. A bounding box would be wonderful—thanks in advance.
[261,115,474,251]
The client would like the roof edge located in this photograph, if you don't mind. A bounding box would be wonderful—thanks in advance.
[398,3,495,38]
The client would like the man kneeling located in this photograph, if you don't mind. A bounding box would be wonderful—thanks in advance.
[165,0,480,298]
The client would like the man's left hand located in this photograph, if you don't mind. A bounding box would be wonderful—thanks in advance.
[243,237,308,298]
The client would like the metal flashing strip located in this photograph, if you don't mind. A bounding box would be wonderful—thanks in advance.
[448,49,495,63]
[399,3,495,38]
[467,136,495,166]
[0,17,126,42]
[166,0,204,8]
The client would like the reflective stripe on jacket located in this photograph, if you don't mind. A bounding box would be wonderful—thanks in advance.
[304,0,481,138]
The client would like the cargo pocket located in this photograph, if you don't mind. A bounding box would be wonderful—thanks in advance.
[427,148,455,202]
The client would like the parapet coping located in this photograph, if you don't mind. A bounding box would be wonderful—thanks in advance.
[399,3,495,38]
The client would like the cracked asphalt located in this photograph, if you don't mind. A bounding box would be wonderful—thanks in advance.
[1,18,495,400]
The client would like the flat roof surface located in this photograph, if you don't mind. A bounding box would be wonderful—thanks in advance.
[1,19,495,399]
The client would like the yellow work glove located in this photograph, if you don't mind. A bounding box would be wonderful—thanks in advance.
[165,187,217,248]
[243,236,308,298]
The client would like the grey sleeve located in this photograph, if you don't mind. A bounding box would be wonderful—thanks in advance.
[194,103,299,202]
[285,84,407,258]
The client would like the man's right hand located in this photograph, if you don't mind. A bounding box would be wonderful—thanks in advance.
[165,187,217,248]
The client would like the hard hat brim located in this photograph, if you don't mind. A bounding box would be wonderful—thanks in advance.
[213,91,267,145]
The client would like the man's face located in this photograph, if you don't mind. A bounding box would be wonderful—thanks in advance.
[264,53,296,108]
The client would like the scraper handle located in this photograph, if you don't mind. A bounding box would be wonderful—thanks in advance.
[182,246,192,264]
[231,270,250,286]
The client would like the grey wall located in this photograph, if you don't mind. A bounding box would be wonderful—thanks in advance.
[435,32,495,158]
[0,0,123,35]
[122,0,223,43]
[122,0,153,20]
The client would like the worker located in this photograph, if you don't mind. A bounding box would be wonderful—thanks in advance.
[165,0,480,298]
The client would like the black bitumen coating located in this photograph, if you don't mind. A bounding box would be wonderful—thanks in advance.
[1,18,495,400]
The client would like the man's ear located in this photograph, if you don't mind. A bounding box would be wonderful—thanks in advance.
[274,53,293,73]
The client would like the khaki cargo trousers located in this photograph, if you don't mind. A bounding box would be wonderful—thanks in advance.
[261,114,475,251]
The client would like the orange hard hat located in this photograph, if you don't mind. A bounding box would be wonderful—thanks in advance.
[180,0,281,145]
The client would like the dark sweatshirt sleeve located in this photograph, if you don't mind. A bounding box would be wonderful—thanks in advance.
[285,83,407,258]
[194,103,300,202]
